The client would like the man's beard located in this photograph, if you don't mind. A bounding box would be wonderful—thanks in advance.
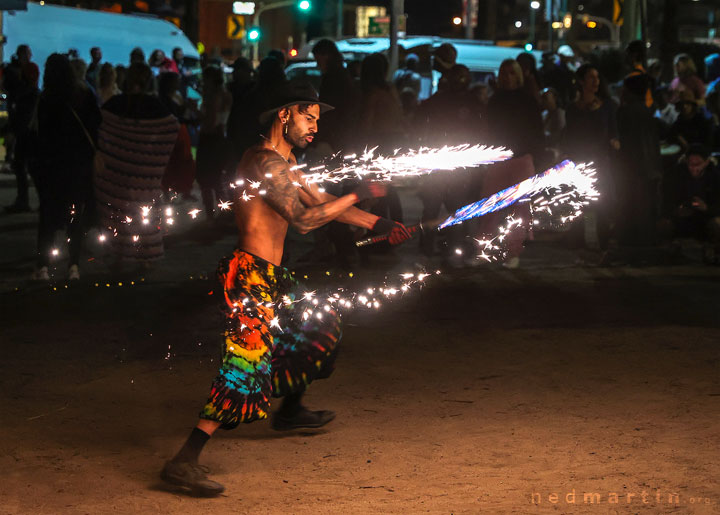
[284,123,310,149]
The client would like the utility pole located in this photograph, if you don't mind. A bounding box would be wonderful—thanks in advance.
[336,0,343,39]
[389,0,403,76]
[546,0,554,52]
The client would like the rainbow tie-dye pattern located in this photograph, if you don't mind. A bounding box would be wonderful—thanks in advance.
[200,250,341,429]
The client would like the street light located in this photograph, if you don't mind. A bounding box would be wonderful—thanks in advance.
[530,1,540,9]
[298,0,310,10]
[452,16,462,25]
[515,20,522,28]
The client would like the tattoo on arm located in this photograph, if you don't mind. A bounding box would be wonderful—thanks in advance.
[260,152,358,234]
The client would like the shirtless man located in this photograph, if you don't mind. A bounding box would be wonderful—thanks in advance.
[161,83,411,496]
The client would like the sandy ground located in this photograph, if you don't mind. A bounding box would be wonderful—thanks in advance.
[1,179,719,514]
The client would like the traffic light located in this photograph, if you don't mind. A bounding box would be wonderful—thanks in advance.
[298,0,311,10]
[247,27,261,41]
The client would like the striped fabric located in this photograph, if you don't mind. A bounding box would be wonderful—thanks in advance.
[95,109,179,262]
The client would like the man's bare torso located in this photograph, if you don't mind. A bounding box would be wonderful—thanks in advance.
[234,144,301,266]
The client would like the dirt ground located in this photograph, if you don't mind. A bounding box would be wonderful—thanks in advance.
[2,259,719,514]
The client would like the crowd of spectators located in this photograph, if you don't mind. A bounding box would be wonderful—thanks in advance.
[2,37,720,280]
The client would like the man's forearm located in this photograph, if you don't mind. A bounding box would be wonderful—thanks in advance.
[321,192,380,229]
[293,193,361,233]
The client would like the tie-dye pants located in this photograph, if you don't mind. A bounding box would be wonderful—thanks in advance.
[200,249,341,429]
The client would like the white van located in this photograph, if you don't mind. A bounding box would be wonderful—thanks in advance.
[1,2,199,81]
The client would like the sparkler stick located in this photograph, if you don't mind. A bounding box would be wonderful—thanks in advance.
[439,160,597,229]
[355,223,424,247]
[354,160,597,247]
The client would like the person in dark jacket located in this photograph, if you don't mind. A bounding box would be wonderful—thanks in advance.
[670,91,714,151]
[32,53,101,280]
[486,59,545,164]
[563,64,619,248]
[3,44,40,213]
[658,144,720,261]
[616,73,663,245]
[312,39,360,154]
[227,56,286,166]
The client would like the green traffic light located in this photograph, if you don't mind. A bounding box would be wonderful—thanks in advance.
[298,0,311,10]
[248,27,261,41]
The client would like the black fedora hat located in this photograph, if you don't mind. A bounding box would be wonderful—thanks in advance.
[259,80,334,125]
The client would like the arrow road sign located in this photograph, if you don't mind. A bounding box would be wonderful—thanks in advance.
[227,14,245,39]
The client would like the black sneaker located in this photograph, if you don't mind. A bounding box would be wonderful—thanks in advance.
[160,460,225,497]
[271,407,336,431]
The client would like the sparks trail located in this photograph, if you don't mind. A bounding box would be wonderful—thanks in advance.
[293,143,513,184]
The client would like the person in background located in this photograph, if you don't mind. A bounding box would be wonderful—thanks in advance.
[115,64,127,92]
[415,64,485,261]
[658,144,720,263]
[563,64,619,249]
[69,58,92,93]
[487,59,544,165]
[267,49,287,67]
[393,53,422,100]
[540,87,565,149]
[159,72,196,201]
[130,47,146,65]
[516,51,541,104]
[94,63,179,269]
[3,44,39,213]
[172,47,192,98]
[97,62,120,106]
[227,56,285,166]
[433,43,458,91]
[358,53,406,151]
[312,39,359,154]
[616,73,662,246]
[654,85,678,131]
[149,49,179,76]
[196,66,233,220]
[540,51,574,107]
[625,40,654,109]
[484,59,546,266]
[225,56,256,168]
[670,91,714,151]
[85,47,102,89]
[32,53,101,281]
[356,53,406,259]
[670,53,705,104]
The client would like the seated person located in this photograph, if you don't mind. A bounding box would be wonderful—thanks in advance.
[659,144,720,262]
[670,91,714,151]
